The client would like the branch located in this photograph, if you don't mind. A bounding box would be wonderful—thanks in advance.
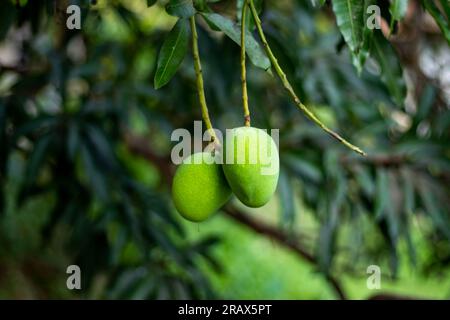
[341,154,450,183]
[0,64,28,74]
[341,154,408,167]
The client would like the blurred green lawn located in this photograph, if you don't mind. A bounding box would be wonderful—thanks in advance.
[183,197,450,300]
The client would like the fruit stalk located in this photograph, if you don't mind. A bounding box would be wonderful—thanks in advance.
[241,0,251,127]
[189,16,219,144]
[248,0,366,156]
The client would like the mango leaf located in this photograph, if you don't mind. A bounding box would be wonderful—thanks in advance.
[332,0,374,73]
[390,0,409,23]
[24,134,52,187]
[439,0,450,20]
[355,166,375,197]
[417,177,450,240]
[201,13,271,71]
[166,0,196,18]
[193,0,207,11]
[0,1,15,40]
[422,0,450,45]
[67,122,80,160]
[278,169,295,226]
[372,32,406,106]
[154,19,190,89]
[374,168,389,220]
[385,172,400,245]
[401,168,415,216]
[416,84,436,121]
[283,154,323,184]
[311,0,327,7]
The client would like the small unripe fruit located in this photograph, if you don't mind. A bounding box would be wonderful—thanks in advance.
[172,152,232,222]
[222,127,279,208]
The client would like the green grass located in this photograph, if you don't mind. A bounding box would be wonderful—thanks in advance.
[183,205,450,300]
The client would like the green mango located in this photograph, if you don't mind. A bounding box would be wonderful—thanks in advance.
[222,127,279,208]
[172,152,232,222]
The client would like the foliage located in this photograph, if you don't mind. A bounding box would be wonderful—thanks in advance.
[0,0,449,298]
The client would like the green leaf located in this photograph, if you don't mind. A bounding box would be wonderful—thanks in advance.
[416,84,436,121]
[332,0,374,73]
[417,177,450,240]
[8,0,27,6]
[385,172,400,244]
[332,0,364,52]
[278,169,295,226]
[283,154,323,184]
[80,144,108,201]
[439,0,450,20]
[147,0,157,6]
[194,0,207,11]
[401,169,415,216]
[0,1,15,40]
[355,166,375,197]
[201,12,271,71]
[372,32,406,106]
[390,0,409,23]
[166,0,196,18]
[311,0,327,7]
[67,122,80,160]
[422,0,450,46]
[154,19,190,89]
[374,168,389,220]
[25,134,52,187]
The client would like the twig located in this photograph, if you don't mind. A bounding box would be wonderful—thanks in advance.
[189,16,219,144]
[241,0,251,127]
[248,0,366,156]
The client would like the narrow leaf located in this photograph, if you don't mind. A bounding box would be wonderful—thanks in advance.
[201,13,271,71]
[423,0,450,45]
[166,0,196,18]
[278,169,295,226]
[372,32,406,106]
[375,168,389,220]
[332,0,374,72]
[390,0,409,22]
[154,19,190,89]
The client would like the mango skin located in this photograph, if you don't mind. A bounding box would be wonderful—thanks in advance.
[172,152,232,222]
[222,127,279,208]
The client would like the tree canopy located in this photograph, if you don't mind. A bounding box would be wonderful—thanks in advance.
[0,0,449,299]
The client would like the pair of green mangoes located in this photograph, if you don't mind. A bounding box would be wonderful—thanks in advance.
[172,126,279,222]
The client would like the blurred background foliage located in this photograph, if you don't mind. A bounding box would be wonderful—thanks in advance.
[0,0,449,299]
